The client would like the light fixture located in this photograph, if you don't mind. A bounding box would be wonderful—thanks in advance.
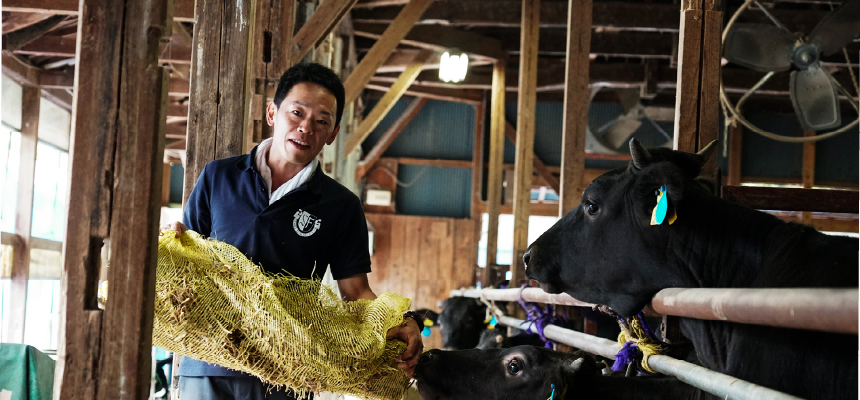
[439,51,469,83]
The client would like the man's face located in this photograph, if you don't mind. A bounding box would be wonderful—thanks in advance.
[266,81,340,167]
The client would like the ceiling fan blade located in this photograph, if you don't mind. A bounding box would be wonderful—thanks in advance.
[723,23,795,72]
[604,118,642,149]
[615,89,642,115]
[790,65,842,131]
[809,0,860,56]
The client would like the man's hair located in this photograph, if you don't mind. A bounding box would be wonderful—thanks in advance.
[272,63,346,127]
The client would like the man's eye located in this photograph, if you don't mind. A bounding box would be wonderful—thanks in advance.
[317,120,328,125]
[292,110,302,116]
[507,360,521,375]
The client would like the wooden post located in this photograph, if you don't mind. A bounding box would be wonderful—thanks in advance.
[184,0,258,202]
[698,0,722,175]
[471,102,485,221]
[162,162,172,207]
[342,0,435,105]
[801,130,816,224]
[343,49,432,157]
[727,123,743,186]
[55,0,171,398]
[511,0,540,286]
[267,0,296,81]
[5,84,40,344]
[559,0,591,217]
[672,0,704,153]
[484,61,506,287]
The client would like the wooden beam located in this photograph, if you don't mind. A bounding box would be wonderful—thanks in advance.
[471,102,485,220]
[511,0,540,286]
[5,84,40,344]
[55,0,170,398]
[559,0,591,217]
[1,14,66,51]
[41,88,73,111]
[184,0,258,202]
[15,33,193,64]
[353,23,507,62]
[364,82,482,104]
[672,0,703,152]
[801,130,816,225]
[343,49,433,157]
[2,0,196,22]
[727,123,743,186]
[484,61,505,286]
[721,187,858,214]
[2,54,75,89]
[503,121,559,194]
[343,0,435,104]
[393,157,472,168]
[698,0,722,175]
[2,12,54,34]
[355,96,427,181]
[292,0,359,63]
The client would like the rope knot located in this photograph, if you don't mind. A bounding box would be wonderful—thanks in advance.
[597,306,665,375]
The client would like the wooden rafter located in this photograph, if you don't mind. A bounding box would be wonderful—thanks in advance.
[343,0,435,104]
[2,12,55,34]
[364,83,482,104]
[344,49,432,157]
[1,14,66,50]
[2,0,196,22]
[355,96,428,181]
[291,0,360,63]
[353,23,506,62]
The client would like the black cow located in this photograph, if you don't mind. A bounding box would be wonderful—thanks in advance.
[524,139,859,399]
[475,326,546,350]
[437,297,488,349]
[415,346,702,400]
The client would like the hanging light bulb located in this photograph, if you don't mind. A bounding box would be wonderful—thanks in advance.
[439,51,469,83]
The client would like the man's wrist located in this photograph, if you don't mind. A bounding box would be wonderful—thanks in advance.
[403,310,424,329]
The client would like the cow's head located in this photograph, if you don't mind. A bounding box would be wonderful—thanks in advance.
[524,139,717,317]
[415,346,595,400]
[437,297,487,349]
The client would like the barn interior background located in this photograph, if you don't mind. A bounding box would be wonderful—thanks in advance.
[0,0,857,398]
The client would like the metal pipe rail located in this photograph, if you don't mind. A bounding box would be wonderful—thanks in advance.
[451,287,859,334]
[497,315,803,400]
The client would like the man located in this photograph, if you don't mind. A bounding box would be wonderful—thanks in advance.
[165,63,423,399]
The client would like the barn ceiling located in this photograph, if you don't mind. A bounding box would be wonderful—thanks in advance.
[2,0,858,152]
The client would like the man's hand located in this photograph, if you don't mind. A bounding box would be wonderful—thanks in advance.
[162,221,187,238]
[386,318,423,377]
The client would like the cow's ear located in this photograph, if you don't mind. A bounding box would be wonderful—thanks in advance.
[561,351,597,377]
[635,162,687,223]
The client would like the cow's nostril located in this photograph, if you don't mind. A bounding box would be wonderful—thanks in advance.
[419,351,433,364]
[523,250,532,268]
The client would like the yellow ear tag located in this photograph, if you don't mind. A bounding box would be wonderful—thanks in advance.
[424,319,434,327]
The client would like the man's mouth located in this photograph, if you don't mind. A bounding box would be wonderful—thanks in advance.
[289,139,310,149]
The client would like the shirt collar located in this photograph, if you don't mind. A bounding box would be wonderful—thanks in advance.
[236,142,326,195]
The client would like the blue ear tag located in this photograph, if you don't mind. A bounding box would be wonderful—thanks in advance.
[547,384,556,400]
[651,185,668,225]
[421,326,431,337]
[489,316,498,328]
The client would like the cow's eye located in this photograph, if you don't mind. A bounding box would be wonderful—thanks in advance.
[585,201,599,215]
[507,359,522,375]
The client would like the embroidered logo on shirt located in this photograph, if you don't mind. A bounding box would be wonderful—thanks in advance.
[293,209,321,237]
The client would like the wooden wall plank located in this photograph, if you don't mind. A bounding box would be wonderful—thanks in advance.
[483,61,505,286]
[672,0,703,152]
[355,97,427,181]
[343,49,432,157]
[6,84,40,344]
[343,0,435,104]
[401,218,422,304]
[292,0,359,63]
[559,0,591,216]
[511,0,540,286]
[722,186,858,214]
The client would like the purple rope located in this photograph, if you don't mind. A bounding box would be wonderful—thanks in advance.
[516,285,567,349]
[611,341,642,371]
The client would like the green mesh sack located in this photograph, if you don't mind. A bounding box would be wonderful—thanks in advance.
[153,230,412,400]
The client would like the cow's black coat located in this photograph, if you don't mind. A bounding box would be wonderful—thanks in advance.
[437,297,487,349]
[414,346,703,400]
[524,140,859,399]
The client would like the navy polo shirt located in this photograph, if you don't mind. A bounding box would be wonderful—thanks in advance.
[177,146,372,377]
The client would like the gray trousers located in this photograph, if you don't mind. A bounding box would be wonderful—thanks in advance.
[177,376,311,400]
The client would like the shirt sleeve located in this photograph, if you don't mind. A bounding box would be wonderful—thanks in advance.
[329,196,372,280]
[182,164,213,237]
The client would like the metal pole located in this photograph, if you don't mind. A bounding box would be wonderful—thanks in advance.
[495,316,802,400]
[652,288,858,334]
[451,288,595,307]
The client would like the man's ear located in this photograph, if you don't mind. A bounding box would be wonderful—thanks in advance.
[326,125,341,145]
[265,102,277,126]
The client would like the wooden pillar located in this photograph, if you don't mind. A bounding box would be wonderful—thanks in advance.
[511,0,540,286]
[698,0,722,175]
[484,61,506,287]
[184,0,258,202]
[727,123,743,186]
[801,130,816,224]
[162,162,172,207]
[5,84,40,344]
[559,0,591,217]
[471,102,485,221]
[55,0,171,398]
